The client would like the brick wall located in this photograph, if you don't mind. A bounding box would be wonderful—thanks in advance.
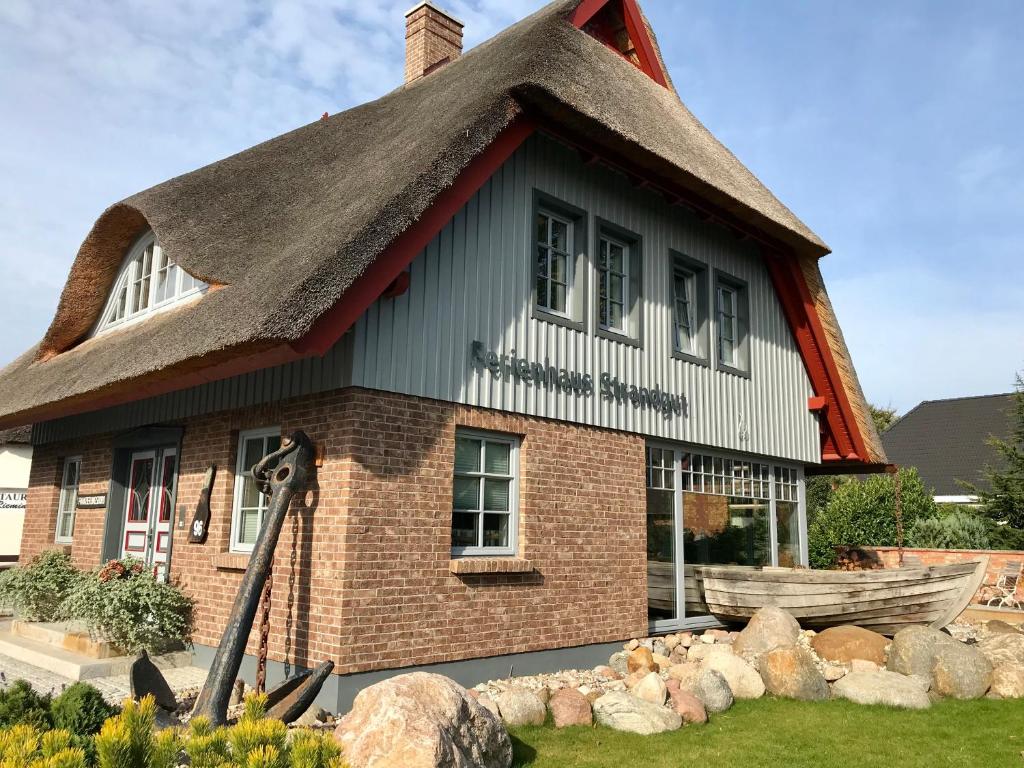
[21,387,648,675]
[864,547,1024,607]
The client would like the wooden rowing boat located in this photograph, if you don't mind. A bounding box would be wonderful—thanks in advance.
[695,559,989,636]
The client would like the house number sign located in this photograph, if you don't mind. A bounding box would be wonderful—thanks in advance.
[470,341,687,418]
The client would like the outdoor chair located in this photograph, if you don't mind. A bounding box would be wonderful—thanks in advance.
[986,561,1023,610]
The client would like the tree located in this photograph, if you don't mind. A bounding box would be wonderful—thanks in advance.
[869,403,898,434]
[807,467,937,568]
[963,373,1024,530]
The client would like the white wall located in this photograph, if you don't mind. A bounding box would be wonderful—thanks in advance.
[0,444,32,562]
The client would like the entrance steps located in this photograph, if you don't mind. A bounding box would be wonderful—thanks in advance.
[0,628,192,681]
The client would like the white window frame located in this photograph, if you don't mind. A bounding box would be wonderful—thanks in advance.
[598,234,630,335]
[55,456,82,544]
[92,231,208,336]
[229,427,282,554]
[535,209,574,318]
[451,429,520,557]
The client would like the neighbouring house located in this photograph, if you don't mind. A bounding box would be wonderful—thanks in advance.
[0,426,32,569]
[0,0,886,708]
[882,394,1013,504]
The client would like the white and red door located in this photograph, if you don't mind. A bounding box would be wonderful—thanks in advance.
[121,447,178,578]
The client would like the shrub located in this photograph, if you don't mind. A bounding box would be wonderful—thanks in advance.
[0,680,52,731]
[61,558,193,654]
[51,683,119,738]
[0,551,81,622]
[0,723,87,768]
[808,468,936,568]
[94,696,345,768]
[909,510,992,550]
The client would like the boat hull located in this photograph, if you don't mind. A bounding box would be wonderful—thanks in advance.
[697,559,988,636]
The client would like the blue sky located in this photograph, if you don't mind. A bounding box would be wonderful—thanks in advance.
[0,0,1020,413]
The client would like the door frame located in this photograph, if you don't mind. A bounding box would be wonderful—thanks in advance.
[101,426,184,571]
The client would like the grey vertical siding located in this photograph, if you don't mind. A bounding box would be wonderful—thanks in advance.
[349,133,820,464]
[35,133,819,463]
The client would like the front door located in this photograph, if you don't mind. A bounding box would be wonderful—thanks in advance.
[121,446,178,578]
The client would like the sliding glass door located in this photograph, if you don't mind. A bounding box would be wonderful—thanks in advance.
[646,443,806,631]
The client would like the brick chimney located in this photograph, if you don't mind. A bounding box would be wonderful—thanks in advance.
[404,2,464,84]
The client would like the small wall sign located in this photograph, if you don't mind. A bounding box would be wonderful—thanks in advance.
[77,494,108,509]
[0,490,26,510]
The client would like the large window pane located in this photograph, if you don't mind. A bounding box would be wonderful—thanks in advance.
[683,491,771,569]
[483,513,509,548]
[452,512,478,548]
[776,501,801,567]
[647,486,676,623]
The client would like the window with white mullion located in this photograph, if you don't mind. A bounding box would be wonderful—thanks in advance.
[230,427,282,553]
[94,231,208,336]
[452,431,517,555]
[598,236,629,333]
[717,284,738,366]
[535,211,572,316]
[55,457,81,544]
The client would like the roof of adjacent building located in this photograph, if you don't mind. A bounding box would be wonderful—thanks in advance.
[0,0,886,466]
[0,426,31,446]
[882,393,1014,496]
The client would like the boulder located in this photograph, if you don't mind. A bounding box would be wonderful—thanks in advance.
[493,687,546,727]
[986,620,1022,635]
[690,669,734,714]
[760,646,829,701]
[592,691,682,735]
[477,695,501,719]
[886,626,959,677]
[632,672,668,705]
[624,671,647,690]
[669,646,688,664]
[664,680,708,724]
[593,665,622,681]
[667,662,701,689]
[930,643,993,699]
[821,664,848,682]
[652,653,673,672]
[608,651,630,677]
[702,652,765,699]
[548,688,592,728]
[334,672,512,768]
[627,647,656,674]
[989,663,1024,699]
[810,626,889,665]
[688,643,733,663]
[651,640,669,658]
[978,632,1024,667]
[732,607,801,660]
[293,705,328,728]
[831,670,931,710]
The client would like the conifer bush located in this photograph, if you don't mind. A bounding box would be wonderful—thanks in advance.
[51,684,119,739]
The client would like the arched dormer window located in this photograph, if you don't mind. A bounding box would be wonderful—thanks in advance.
[93,232,207,335]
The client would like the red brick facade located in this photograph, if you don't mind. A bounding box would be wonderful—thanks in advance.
[20,388,648,675]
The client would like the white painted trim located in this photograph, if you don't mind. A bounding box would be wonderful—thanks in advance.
[230,426,282,554]
[54,455,82,544]
[91,231,208,337]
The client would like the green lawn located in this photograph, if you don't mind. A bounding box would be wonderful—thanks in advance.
[509,698,1024,767]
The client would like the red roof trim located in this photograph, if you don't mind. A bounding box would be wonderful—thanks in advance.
[763,253,870,465]
[570,0,669,88]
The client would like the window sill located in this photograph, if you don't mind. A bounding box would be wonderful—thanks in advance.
[449,557,533,575]
[596,326,641,349]
[213,552,250,571]
[716,362,751,380]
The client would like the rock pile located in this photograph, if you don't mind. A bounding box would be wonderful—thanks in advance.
[468,613,1024,737]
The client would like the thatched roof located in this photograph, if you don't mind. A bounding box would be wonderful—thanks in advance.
[0,0,884,465]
